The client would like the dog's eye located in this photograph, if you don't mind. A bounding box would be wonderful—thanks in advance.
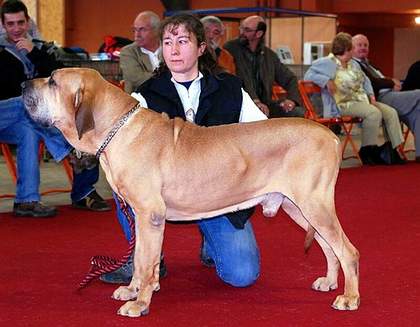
[48,78,56,86]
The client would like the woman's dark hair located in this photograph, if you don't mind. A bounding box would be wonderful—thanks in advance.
[154,13,224,76]
[1,0,29,24]
[331,32,353,56]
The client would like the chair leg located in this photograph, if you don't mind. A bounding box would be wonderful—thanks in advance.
[62,158,74,183]
[340,123,363,165]
[398,144,408,161]
[401,125,415,158]
[1,143,17,183]
[0,143,17,199]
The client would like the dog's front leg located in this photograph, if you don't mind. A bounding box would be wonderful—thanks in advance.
[114,204,166,318]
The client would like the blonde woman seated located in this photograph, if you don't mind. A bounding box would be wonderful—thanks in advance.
[304,32,405,165]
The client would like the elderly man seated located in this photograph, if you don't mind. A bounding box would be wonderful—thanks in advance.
[352,34,420,162]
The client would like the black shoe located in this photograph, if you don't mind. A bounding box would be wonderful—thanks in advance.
[13,201,57,218]
[72,190,111,212]
[391,150,406,165]
[359,146,375,165]
[99,254,167,284]
[359,145,386,165]
[379,142,406,165]
[200,236,215,268]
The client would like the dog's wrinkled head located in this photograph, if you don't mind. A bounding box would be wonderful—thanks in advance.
[22,67,102,139]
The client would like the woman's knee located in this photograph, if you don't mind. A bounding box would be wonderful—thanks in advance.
[216,255,260,287]
[366,105,382,121]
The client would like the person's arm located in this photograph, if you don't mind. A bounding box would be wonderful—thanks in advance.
[26,41,62,77]
[360,67,375,98]
[370,63,401,90]
[354,59,396,93]
[0,47,27,99]
[120,46,154,93]
[274,57,302,106]
[304,57,337,88]
[355,63,379,106]
[239,88,268,122]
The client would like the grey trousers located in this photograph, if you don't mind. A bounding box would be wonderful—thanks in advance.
[340,101,403,148]
[379,90,420,156]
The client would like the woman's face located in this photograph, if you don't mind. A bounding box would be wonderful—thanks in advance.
[341,47,353,63]
[162,24,206,81]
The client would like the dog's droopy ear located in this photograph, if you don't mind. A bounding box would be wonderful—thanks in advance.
[74,87,95,140]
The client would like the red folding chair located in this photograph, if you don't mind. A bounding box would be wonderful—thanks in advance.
[298,80,363,165]
[0,143,17,199]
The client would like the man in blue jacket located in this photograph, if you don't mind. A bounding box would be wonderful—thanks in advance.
[0,0,110,216]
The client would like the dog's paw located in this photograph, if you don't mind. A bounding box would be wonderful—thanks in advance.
[312,277,338,292]
[153,282,160,292]
[332,294,360,311]
[112,286,138,301]
[117,300,149,318]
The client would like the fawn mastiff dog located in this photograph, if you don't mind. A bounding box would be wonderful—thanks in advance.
[22,68,360,317]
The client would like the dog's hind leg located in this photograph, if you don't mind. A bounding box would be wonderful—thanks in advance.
[292,198,360,311]
[281,198,340,292]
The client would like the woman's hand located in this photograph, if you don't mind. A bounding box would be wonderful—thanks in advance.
[326,80,337,95]
[369,95,378,107]
[280,99,296,113]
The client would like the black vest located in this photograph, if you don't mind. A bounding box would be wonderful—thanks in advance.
[138,71,254,228]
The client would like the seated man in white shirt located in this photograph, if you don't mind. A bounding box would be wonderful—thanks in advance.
[119,11,161,94]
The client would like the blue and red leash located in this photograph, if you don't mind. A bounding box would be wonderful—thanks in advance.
[78,197,135,289]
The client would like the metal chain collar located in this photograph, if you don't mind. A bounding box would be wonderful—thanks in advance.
[95,102,142,159]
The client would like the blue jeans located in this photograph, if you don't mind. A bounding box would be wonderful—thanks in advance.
[0,96,97,202]
[198,216,260,287]
[71,166,99,202]
[114,197,260,287]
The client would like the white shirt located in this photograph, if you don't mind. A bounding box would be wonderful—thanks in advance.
[131,72,267,123]
[140,47,161,70]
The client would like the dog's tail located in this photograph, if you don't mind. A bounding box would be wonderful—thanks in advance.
[304,226,316,253]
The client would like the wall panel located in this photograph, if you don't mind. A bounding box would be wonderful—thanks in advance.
[66,0,164,52]
[38,0,65,45]
[394,28,420,79]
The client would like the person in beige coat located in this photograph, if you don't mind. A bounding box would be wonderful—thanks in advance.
[119,11,161,94]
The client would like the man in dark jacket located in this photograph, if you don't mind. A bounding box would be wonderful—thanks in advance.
[224,15,304,118]
[0,0,110,216]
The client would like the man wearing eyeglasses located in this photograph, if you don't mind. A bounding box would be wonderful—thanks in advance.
[224,15,303,118]
[201,15,236,74]
[119,11,161,94]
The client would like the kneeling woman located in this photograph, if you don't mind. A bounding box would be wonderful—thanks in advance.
[101,14,267,286]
